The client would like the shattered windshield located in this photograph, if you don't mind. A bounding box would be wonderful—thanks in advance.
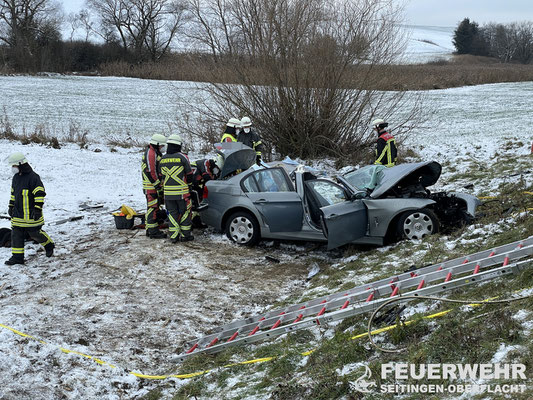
[343,165,386,191]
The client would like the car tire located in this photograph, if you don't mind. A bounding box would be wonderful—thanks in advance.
[225,211,260,246]
[396,208,439,241]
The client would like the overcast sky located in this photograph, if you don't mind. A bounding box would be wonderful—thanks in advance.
[61,0,533,28]
[404,0,533,26]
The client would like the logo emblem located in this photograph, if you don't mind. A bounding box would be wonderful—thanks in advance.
[349,365,377,393]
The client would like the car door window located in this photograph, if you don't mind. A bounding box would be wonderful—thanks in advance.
[307,180,347,205]
[242,169,292,192]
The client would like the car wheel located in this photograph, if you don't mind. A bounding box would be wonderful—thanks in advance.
[396,208,439,241]
[225,211,260,246]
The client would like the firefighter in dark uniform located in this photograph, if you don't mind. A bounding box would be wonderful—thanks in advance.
[159,134,194,243]
[372,118,397,167]
[190,159,220,208]
[238,117,264,165]
[142,133,167,239]
[5,152,54,265]
[220,118,241,142]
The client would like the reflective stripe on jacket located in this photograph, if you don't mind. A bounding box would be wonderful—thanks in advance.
[160,152,193,199]
[9,164,46,228]
[191,159,215,188]
[237,130,264,156]
[141,146,162,192]
[375,131,397,167]
[221,133,237,142]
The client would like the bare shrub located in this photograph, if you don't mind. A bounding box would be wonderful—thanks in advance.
[179,0,424,163]
[64,121,90,148]
[107,135,144,149]
[20,124,60,147]
[0,107,17,140]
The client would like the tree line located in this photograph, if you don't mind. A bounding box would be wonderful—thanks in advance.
[453,18,533,64]
[0,0,188,72]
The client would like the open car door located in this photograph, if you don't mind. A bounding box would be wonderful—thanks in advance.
[320,201,368,250]
[304,178,368,249]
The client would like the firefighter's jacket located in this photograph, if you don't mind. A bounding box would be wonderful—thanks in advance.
[9,163,46,228]
[237,130,264,156]
[375,131,397,167]
[159,152,193,199]
[141,145,163,193]
[191,159,215,189]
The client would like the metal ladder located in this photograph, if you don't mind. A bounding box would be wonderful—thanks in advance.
[178,236,533,361]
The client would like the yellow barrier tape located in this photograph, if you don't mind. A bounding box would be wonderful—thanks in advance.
[478,192,533,200]
[0,288,529,381]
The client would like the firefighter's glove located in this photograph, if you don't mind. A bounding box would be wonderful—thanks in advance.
[8,206,13,217]
[256,155,262,166]
[33,208,42,220]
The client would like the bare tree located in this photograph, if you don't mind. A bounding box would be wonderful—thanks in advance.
[87,0,188,61]
[67,9,96,42]
[180,0,422,161]
[0,0,62,69]
[510,22,533,64]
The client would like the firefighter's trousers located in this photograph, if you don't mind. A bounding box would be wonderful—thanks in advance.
[145,191,162,234]
[11,225,53,261]
[166,198,192,240]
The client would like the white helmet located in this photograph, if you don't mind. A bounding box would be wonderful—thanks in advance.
[241,116,252,127]
[227,118,241,128]
[149,134,167,145]
[7,152,28,166]
[167,134,183,146]
[371,118,388,128]
[215,154,224,171]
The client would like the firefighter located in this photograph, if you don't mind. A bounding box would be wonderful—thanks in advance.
[190,159,220,207]
[5,152,54,265]
[159,134,194,243]
[372,118,397,167]
[142,133,167,239]
[220,118,241,142]
[238,116,264,165]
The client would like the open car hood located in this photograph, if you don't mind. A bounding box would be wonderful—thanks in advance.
[214,142,257,179]
[340,161,442,199]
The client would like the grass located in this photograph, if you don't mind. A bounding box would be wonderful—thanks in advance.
[97,55,533,91]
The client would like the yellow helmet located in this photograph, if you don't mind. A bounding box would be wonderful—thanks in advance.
[149,134,167,145]
[167,134,183,146]
[7,152,28,166]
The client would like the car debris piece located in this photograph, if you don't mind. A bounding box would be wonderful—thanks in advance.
[265,255,280,263]
[306,263,321,280]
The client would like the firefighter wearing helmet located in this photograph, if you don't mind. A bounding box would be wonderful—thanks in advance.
[372,119,397,167]
[141,133,167,238]
[5,152,54,265]
[237,116,264,165]
[221,118,241,142]
[159,134,194,243]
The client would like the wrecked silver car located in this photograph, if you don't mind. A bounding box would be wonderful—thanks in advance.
[200,147,479,249]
